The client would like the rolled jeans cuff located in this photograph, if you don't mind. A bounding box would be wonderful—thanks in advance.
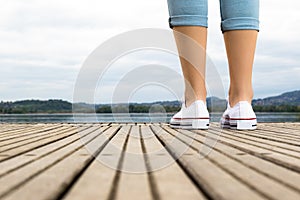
[169,15,208,29]
[221,17,260,32]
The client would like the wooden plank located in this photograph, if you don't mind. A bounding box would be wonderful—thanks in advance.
[257,124,300,138]
[226,123,300,140]
[0,125,99,177]
[0,125,120,200]
[0,126,100,197]
[209,127,300,158]
[200,128,300,172]
[0,125,48,138]
[151,125,266,200]
[0,123,57,134]
[222,128,300,145]
[115,125,152,200]
[0,125,38,135]
[0,124,64,141]
[264,123,300,132]
[140,125,207,200]
[0,125,70,148]
[0,126,87,162]
[211,123,300,140]
[215,122,300,144]
[63,125,131,200]
[164,126,300,199]
[0,123,299,200]
[177,127,300,193]
[255,124,300,137]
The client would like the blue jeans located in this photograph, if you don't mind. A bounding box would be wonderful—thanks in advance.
[167,0,259,32]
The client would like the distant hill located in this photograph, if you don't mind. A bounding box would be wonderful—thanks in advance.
[251,90,300,112]
[252,90,300,106]
[0,90,299,114]
[0,99,72,114]
[206,96,226,111]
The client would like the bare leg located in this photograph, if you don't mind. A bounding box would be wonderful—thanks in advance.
[223,30,258,107]
[173,26,207,107]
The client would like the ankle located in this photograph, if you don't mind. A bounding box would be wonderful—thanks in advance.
[228,94,253,107]
[185,95,206,107]
[228,90,253,107]
[184,87,207,107]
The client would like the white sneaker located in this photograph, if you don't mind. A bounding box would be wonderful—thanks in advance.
[170,100,209,129]
[220,101,257,130]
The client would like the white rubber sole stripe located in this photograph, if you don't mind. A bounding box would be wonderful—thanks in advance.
[170,118,209,130]
[221,118,257,130]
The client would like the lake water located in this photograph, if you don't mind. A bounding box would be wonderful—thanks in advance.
[0,112,299,123]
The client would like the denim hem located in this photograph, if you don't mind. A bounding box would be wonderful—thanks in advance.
[221,17,260,32]
[169,15,208,29]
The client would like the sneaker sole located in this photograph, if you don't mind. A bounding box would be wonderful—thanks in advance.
[170,118,209,130]
[221,118,257,130]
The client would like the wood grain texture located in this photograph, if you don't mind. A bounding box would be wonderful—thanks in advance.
[0,123,299,200]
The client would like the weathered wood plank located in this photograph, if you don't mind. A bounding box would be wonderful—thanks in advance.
[151,125,266,200]
[0,125,120,200]
[264,123,300,132]
[63,125,130,200]
[223,128,300,145]
[0,126,99,177]
[209,127,300,157]
[0,124,64,141]
[0,124,52,138]
[141,125,207,200]
[0,125,38,135]
[0,123,299,200]
[115,125,152,200]
[0,126,90,161]
[198,128,300,172]
[163,126,300,200]
[176,127,300,193]
[0,125,70,148]
[252,125,300,138]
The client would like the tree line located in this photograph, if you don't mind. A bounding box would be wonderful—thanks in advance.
[0,100,299,114]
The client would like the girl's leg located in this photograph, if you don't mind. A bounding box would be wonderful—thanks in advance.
[167,0,208,107]
[224,30,258,107]
[220,0,260,107]
[173,26,207,106]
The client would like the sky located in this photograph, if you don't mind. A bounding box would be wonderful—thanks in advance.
[0,0,299,103]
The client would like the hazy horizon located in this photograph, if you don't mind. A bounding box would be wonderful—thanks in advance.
[2,89,298,104]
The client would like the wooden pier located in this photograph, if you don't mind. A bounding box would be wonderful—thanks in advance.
[0,123,299,200]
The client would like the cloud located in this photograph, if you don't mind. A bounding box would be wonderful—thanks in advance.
[0,0,299,102]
